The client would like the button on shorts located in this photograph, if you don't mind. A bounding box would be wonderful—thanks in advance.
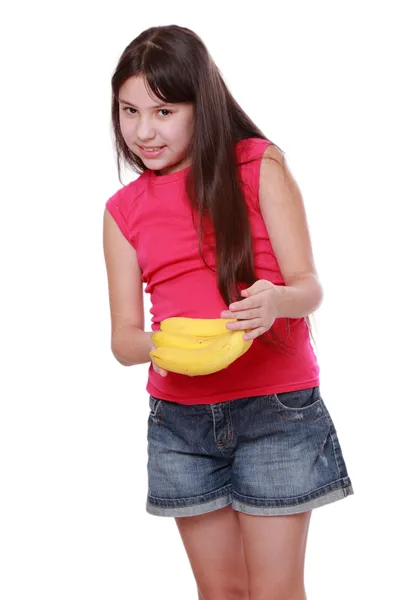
[146,387,354,517]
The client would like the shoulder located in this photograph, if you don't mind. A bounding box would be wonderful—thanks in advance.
[260,142,285,166]
[235,138,278,201]
[259,144,297,201]
[107,171,149,210]
[105,171,149,223]
[236,137,274,164]
[105,172,149,244]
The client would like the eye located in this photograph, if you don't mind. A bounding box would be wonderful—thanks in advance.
[123,107,137,115]
[158,109,172,117]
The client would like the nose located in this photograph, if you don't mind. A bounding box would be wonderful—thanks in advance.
[136,116,156,142]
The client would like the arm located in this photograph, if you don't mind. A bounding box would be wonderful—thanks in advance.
[221,144,323,338]
[258,144,323,318]
[103,208,152,366]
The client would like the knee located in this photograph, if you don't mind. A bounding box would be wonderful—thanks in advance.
[198,585,249,600]
[249,585,306,600]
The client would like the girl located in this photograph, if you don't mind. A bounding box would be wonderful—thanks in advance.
[103,24,354,600]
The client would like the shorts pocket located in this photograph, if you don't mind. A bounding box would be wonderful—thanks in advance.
[270,387,328,423]
[149,395,163,419]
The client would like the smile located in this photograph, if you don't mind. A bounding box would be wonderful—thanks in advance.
[139,145,167,158]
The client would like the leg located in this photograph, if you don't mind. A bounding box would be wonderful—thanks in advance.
[229,390,352,598]
[176,505,249,600]
[238,510,312,600]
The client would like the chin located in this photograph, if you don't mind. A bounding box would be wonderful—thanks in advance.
[156,159,184,175]
[158,163,178,175]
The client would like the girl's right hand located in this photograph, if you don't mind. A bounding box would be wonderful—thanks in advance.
[150,345,168,377]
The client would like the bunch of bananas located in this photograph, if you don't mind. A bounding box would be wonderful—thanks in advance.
[149,317,252,376]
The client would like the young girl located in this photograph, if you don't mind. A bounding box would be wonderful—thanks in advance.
[103,24,354,600]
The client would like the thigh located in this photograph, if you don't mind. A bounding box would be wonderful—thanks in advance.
[238,510,312,599]
[231,388,353,515]
[176,506,249,600]
[146,397,232,517]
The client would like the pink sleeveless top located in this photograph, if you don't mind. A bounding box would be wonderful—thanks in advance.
[106,138,319,404]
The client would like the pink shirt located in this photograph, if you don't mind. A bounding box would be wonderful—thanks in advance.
[106,138,319,404]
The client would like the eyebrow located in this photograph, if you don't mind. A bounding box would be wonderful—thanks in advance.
[119,99,170,108]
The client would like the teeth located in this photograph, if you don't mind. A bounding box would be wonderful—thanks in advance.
[143,147,161,151]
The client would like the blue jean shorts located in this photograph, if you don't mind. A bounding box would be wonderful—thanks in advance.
[146,387,354,517]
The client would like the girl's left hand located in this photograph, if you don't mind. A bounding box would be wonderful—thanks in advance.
[220,279,279,340]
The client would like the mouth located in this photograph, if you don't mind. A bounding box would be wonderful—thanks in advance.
[138,145,167,158]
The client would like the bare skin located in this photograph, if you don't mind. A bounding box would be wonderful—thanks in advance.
[176,506,311,600]
[238,510,311,600]
[176,506,249,600]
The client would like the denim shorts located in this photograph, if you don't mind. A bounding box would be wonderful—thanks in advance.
[146,387,354,517]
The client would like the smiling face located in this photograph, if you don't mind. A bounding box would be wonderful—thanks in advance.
[118,75,195,175]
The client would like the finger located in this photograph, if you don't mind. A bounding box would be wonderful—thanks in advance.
[150,346,168,376]
[243,326,268,340]
[152,362,168,377]
[241,279,272,297]
[225,309,260,321]
[226,318,263,331]
[225,296,262,313]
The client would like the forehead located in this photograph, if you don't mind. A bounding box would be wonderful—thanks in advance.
[119,75,163,106]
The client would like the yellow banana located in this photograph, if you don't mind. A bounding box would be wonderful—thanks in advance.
[160,317,236,337]
[151,330,216,349]
[150,330,252,376]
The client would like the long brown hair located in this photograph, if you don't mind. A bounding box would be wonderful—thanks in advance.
[111,25,297,348]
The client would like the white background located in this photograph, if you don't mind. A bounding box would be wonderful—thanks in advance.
[1,0,399,598]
